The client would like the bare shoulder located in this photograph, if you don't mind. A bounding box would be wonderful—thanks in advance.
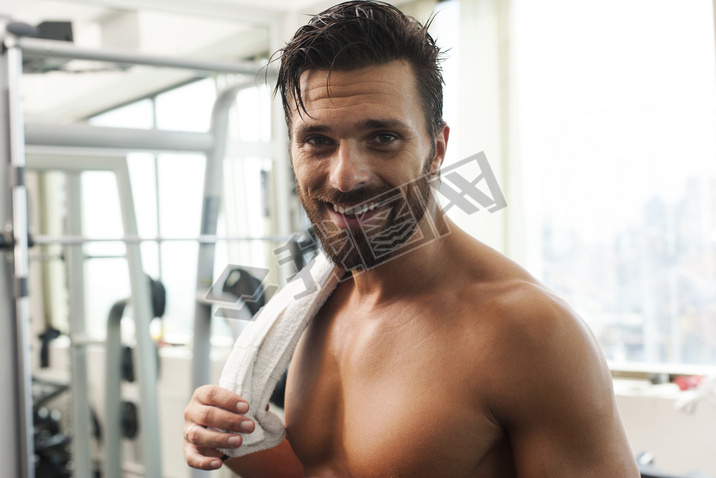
[481,278,602,361]
[462,279,637,475]
[438,229,611,405]
[449,246,597,357]
[441,236,612,413]
[439,236,613,403]
[442,235,638,475]
[468,275,612,405]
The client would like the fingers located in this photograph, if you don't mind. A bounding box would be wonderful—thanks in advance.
[183,421,245,470]
[183,385,257,470]
[183,441,226,471]
[184,423,248,449]
[193,385,250,414]
[190,404,255,435]
[184,385,254,434]
[182,385,271,471]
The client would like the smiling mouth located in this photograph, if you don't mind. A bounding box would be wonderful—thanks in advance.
[330,201,380,216]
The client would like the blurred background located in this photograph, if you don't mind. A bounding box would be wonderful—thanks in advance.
[1,0,715,476]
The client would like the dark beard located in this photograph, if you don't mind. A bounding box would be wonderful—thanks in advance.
[297,155,434,272]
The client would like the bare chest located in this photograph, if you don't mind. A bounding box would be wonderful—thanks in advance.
[284,302,510,478]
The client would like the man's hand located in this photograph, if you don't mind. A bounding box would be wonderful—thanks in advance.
[183,385,255,470]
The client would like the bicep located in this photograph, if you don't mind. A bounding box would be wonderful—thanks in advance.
[507,383,635,477]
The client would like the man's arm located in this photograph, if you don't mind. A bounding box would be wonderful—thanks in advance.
[487,284,640,478]
[183,385,303,478]
[222,438,304,477]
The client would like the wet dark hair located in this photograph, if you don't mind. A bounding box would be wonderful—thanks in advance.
[274,0,445,140]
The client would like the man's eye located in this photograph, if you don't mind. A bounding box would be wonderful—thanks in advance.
[374,133,397,144]
[306,136,331,146]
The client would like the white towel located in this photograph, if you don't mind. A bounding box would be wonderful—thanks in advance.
[218,253,342,458]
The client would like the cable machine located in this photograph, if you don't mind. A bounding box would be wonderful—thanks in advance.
[1,21,289,478]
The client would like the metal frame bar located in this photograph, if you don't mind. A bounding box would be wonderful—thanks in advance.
[191,82,249,399]
[4,30,35,478]
[64,172,93,478]
[104,300,125,478]
[25,124,278,157]
[32,234,293,245]
[26,123,213,152]
[115,155,163,478]
[16,36,270,76]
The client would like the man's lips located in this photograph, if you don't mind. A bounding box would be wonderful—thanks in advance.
[324,200,385,228]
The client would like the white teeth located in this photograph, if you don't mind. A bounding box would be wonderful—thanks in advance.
[332,202,378,216]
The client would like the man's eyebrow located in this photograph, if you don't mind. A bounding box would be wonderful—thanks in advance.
[296,124,332,136]
[358,119,410,130]
[295,119,410,136]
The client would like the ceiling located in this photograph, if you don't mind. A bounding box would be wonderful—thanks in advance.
[3,0,402,122]
[2,0,338,27]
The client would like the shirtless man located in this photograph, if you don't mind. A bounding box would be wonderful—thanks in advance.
[183,2,640,476]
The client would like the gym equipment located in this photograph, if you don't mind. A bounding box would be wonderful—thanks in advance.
[104,275,165,478]
[26,153,163,478]
[38,326,61,368]
[2,19,35,478]
[1,16,289,478]
[21,113,288,478]
[32,378,71,478]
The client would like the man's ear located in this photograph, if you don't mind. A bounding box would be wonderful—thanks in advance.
[430,123,450,175]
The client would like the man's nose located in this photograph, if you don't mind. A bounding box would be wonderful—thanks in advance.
[328,144,371,192]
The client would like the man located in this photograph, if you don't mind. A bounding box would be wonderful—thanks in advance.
[183,2,640,476]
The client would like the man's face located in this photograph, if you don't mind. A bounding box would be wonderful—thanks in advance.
[289,60,447,271]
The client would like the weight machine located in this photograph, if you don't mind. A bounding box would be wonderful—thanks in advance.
[1,20,290,478]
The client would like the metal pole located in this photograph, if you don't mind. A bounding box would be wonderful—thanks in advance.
[31,234,293,245]
[103,301,125,478]
[189,79,250,478]
[17,36,270,76]
[114,158,164,477]
[5,33,35,478]
[0,20,24,478]
[25,123,278,157]
[64,173,94,478]
[269,15,294,285]
[192,84,247,395]
[26,123,214,152]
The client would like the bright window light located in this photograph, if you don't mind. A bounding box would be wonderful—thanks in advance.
[82,79,273,342]
[517,0,716,365]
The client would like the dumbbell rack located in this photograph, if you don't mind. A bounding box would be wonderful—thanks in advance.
[0,21,285,478]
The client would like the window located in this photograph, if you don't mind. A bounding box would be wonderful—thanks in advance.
[84,78,273,343]
[516,0,716,366]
